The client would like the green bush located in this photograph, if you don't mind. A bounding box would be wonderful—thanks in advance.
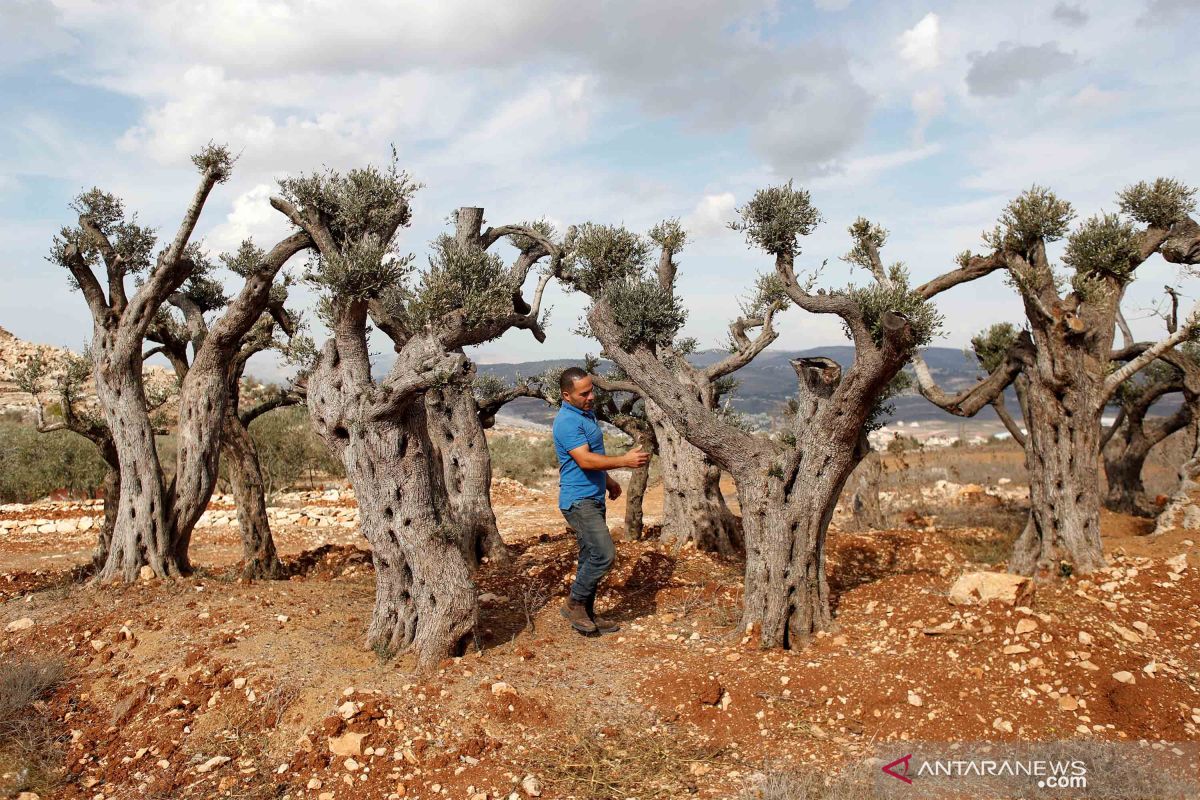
[247,405,344,493]
[0,415,109,502]
[488,434,558,487]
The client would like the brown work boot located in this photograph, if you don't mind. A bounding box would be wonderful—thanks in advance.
[585,594,621,634]
[560,596,598,634]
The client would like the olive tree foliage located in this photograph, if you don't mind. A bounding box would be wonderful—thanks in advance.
[144,246,306,580]
[913,179,1200,576]
[49,145,313,581]
[567,183,964,649]
[561,218,776,555]
[272,154,560,668]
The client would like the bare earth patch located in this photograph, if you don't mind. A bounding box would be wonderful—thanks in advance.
[1,474,1198,799]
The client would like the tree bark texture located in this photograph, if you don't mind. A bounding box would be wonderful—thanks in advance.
[94,343,182,581]
[222,411,284,579]
[1003,367,1104,578]
[307,332,476,670]
[425,373,512,568]
[646,399,742,554]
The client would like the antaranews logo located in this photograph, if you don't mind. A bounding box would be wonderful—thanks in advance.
[881,754,912,784]
[880,751,1087,790]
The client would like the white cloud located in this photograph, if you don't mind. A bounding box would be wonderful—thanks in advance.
[813,0,854,9]
[898,13,941,71]
[684,193,737,238]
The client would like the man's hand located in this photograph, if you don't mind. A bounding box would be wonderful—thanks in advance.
[607,476,622,500]
[621,446,651,469]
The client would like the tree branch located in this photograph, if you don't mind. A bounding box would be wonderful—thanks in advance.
[912,333,1031,417]
[704,301,782,381]
[1103,307,1199,401]
[916,252,1006,300]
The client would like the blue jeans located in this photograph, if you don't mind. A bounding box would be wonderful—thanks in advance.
[561,498,615,602]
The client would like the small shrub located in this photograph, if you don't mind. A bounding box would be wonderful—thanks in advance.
[488,434,558,487]
[247,406,344,493]
[0,415,109,502]
[0,655,67,797]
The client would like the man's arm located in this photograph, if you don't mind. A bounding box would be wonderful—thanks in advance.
[567,443,650,471]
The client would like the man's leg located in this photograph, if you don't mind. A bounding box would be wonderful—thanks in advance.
[561,499,614,634]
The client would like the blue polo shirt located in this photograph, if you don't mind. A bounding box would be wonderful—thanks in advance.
[553,401,606,510]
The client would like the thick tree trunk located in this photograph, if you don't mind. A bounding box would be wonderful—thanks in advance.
[94,346,182,581]
[846,451,885,531]
[1103,436,1155,517]
[733,441,857,647]
[425,378,511,568]
[168,356,239,571]
[1155,418,1200,534]
[623,461,649,539]
[647,401,742,555]
[222,412,284,580]
[307,337,477,671]
[1009,373,1107,577]
[343,412,476,668]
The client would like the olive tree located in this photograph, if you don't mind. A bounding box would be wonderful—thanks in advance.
[914,180,1200,576]
[145,254,304,579]
[271,158,558,667]
[560,221,775,555]
[566,184,966,648]
[1102,347,1197,516]
[50,147,312,580]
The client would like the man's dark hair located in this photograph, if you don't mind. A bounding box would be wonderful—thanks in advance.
[560,366,588,394]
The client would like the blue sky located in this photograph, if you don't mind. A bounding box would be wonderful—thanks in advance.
[2,0,1199,380]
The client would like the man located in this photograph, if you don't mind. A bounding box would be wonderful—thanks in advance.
[554,366,651,634]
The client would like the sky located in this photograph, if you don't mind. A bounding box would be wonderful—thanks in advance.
[2,0,1199,380]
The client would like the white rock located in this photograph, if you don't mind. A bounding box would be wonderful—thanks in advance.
[491,681,517,697]
[1112,671,1136,685]
[907,692,923,707]
[329,731,367,757]
[5,617,35,632]
[196,755,231,773]
[521,774,542,797]
[948,572,1034,607]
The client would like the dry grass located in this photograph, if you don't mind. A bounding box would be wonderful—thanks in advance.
[0,655,67,797]
[741,762,882,800]
[534,723,724,799]
[181,686,300,799]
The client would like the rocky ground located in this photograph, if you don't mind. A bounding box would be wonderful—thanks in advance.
[1,475,1199,800]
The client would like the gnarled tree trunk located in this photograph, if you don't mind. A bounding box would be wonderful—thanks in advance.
[307,334,477,670]
[425,373,511,568]
[647,400,742,555]
[222,411,284,579]
[1009,368,1107,577]
[734,359,864,646]
[95,347,181,581]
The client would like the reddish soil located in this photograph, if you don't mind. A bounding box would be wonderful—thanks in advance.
[1,473,1198,799]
